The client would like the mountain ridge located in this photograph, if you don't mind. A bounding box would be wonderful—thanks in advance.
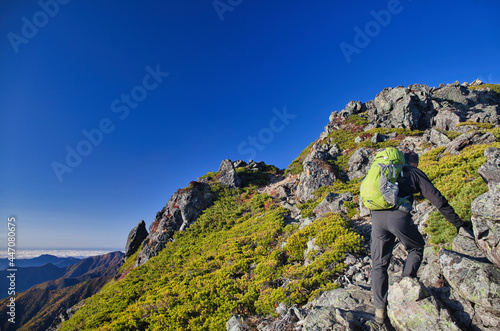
[60,80,500,330]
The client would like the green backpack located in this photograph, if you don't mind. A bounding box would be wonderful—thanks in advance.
[360,147,409,210]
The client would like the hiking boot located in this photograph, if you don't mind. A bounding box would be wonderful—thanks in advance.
[375,308,387,324]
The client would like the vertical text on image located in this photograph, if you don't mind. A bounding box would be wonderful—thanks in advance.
[6,217,17,324]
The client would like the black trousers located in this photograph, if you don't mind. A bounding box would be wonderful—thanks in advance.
[370,208,425,308]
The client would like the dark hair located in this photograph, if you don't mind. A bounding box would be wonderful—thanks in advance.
[403,150,419,165]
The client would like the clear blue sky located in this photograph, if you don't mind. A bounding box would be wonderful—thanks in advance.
[1,0,499,250]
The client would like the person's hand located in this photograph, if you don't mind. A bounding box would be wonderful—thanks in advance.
[457,221,474,237]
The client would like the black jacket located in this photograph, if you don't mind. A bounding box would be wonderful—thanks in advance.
[397,164,464,228]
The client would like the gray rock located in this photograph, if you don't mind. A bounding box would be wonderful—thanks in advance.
[471,79,483,86]
[313,192,354,217]
[218,159,241,189]
[478,147,500,191]
[304,237,321,266]
[439,249,500,313]
[226,314,250,331]
[302,285,375,331]
[124,220,148,259]
[387,277,460,330]
[418,247,443,288]
[428,128,452,147]
[471,214,500,269]
[246,160,266,171]
[412,200,437,235]
[296,159,336,201]
[135,182,214,267]
[347,148,375,180]
[338,100,364,118]
[433,84,471,107]
[432,109,463,131]
[371,132,384,143]
[452,227,486,259]
[445,131,496,155]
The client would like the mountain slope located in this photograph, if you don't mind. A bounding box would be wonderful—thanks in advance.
[60,81,500,330]
[0,251,123,331]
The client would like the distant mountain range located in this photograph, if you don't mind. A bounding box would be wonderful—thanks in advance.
[0,251,123,331]
[0,254,81,270]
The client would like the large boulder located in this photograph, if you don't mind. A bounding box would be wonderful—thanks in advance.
[471,147,500,268]
[347,148,375,180]
[301,285,375,331]
[135,182,214,267]
[218,159,241,189]
[313,192,354,217]
[387,277,460,330]
[124,220,148,259]
[296,156,336,201]
[478,147,500,191]
[439,249,500,314]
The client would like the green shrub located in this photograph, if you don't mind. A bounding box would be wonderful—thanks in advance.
[61,189,361,331]
[468,83,500,94]
[286,141,315,176]
[421,143,500,247]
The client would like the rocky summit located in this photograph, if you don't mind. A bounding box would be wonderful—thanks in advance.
[59,80,500,331]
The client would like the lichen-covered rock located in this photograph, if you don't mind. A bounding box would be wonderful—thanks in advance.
[432,110,464,131]
[218,159,241,189]
[478,147,500,191]
[387,277,460,330]
[347,147,375,180]
[471,214,500,269]
[439,249,500,313]
[452,227,486,259]
[296,158,336,201]
[445,131,496,155]
[313,192,354,217]
[301,285,375,331]
[427,128,452,147]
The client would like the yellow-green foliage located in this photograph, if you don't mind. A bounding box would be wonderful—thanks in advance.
[420,142,500,247]
[345,114,369,125]
[286,141,315,176]
[61,191,361,331]
[456,122,494,129]
[469,83,500,94]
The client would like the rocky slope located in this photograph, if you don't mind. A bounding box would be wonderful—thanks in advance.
[61,80,500,330]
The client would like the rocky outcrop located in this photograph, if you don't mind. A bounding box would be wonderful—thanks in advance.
[471,147,500,268]
[440,249,500,313]
[347,147,375,180]
[123,220,148,259]
[326,80,500,134]
[388,277,460,331]
[135,182,214,267]
[296,145,336,201]
[218,159,241,189]
[313,192,354,217]
[445,131,496,155]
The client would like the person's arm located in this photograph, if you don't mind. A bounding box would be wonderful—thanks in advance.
[412,168,465,229]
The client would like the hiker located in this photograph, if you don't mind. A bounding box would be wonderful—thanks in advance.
[370,150,468,324]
